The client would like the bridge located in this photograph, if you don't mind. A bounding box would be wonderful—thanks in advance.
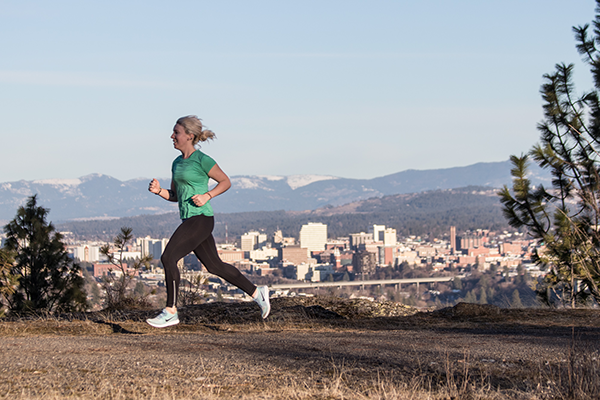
[267,276,461,292]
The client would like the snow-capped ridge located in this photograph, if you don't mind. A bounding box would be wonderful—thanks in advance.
[230,174,340,190]
[79,173,106,182]
[231,177,265,190]
[32,178,82,186]
[254,175,285,181]
[286,175,339,190]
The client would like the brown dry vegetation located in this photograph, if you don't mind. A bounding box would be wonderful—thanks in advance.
[1,297,600,399]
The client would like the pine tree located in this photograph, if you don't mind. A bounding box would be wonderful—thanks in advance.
[3,195,87,313]
[479,288,488,305]
[463,290,476,304]
[452,277,463,290]
[488,287,496,304]
[499,1,600,307]
[511,289,523,308]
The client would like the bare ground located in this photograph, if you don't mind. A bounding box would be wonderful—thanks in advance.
[1,297,600,399]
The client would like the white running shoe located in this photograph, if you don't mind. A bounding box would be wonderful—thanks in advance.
[147,309,179,328]
[254,286,271,319]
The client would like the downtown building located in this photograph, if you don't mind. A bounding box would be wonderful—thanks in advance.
[299,222,328,253]
[138,236,169,260]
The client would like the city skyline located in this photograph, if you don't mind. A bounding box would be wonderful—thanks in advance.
[0,1,597,183]
[66,220,538,287]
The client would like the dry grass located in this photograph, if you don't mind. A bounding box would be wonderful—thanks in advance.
[4,355,596,400]
[0,360,514,400]
[1,299,600,399]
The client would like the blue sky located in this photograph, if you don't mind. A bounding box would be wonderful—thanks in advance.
[0,0,597,182]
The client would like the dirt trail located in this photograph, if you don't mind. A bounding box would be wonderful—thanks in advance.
[1,300,599,399]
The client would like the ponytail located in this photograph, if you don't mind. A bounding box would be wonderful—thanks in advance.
[176,115,216,146]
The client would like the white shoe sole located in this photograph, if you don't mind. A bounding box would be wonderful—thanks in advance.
[146,318,180,328]
[260,286,271,319]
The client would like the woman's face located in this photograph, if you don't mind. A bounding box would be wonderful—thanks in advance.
[171,124,193,150]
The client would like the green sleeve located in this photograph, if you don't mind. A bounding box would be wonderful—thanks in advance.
[199,153,216,174]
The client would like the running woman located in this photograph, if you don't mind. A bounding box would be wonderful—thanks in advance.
[146,115,270,328]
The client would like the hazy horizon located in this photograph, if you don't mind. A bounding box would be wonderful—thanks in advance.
[0,158,514,184]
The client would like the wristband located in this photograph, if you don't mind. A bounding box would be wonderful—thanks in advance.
[155,188,163,196]
[206,192,213,199]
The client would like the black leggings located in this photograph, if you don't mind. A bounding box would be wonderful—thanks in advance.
[161,215,256,308]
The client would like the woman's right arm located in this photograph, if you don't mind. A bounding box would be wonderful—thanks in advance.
[148,178,178,202]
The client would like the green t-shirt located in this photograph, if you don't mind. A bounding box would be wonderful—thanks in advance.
[171,150,217,219]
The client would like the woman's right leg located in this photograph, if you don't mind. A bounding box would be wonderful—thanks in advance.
[160,218,207,308]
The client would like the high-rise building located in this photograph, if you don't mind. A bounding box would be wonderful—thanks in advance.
[257,233,267,248]
[139,237,169,260]
[353,250,377,275]
[73,245,100,262]
[241,231,260,252]
[370,224,386,242]
[299,222,327,252]
[383,228,397,247]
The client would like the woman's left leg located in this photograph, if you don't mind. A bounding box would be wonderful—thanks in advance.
[193,233,257,295]
[191,216,269,318]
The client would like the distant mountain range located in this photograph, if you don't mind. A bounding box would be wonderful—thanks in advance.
[0,160,551,223]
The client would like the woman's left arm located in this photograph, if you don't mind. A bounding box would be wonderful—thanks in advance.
[191,163,231,207]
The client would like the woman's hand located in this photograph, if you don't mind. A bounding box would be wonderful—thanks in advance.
[149,179,161,194]
[191,193,211,207]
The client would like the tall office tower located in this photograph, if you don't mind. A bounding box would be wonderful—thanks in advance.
[299,222,328,252]
[241,231,260,252]
[73,245,100,262]
[353,250,377,275]
[257,233,268,248]
[139,237,169,260]
[370,224,386,242]
[383,228,397,247]
[450,226,456,253]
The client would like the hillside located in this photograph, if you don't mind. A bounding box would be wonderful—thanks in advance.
[57,186,510,240]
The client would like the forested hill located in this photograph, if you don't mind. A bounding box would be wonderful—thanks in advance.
[58,186,511,241]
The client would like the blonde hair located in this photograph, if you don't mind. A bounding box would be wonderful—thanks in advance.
[176,115,216,146]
